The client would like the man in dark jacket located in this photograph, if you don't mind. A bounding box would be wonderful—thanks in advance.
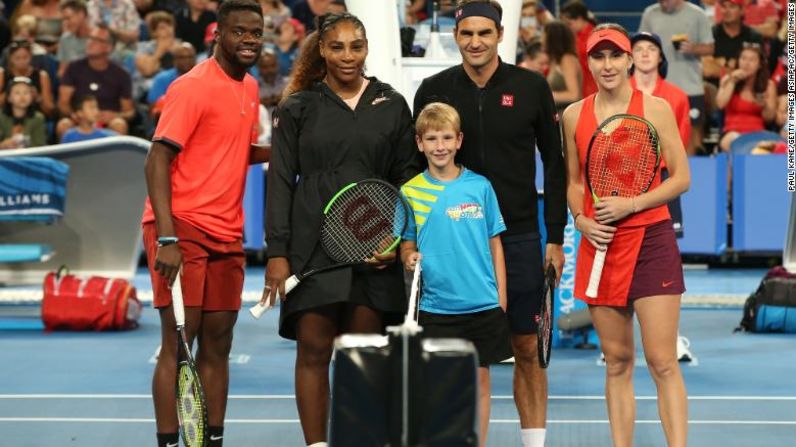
[413,2,566,446]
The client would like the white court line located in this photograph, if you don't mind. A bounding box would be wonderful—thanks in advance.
[1,394,796,401]
[0,417,794,425]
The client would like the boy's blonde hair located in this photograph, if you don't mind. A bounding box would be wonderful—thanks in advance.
[415,102,461,136]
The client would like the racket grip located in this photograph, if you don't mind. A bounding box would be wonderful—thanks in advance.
[171,269,185,326]
[585,249,607,298]
[249,275,301,319]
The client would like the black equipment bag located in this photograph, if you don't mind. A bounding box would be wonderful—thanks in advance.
[329,331,479,447]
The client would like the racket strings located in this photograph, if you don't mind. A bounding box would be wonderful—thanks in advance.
[589,118,659,197]
[177,366,205,445]
[322,182,407,263]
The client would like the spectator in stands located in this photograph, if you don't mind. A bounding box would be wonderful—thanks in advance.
[147,42,196,122]
[86,0,141,47]
[403,0,427,25]
[0,76,46,149]
[10,0,62,45]
[630,32,691,237]
[630,32,692,149]
[560,0,597,97]
[639,0,714,155]
[260,0,292,29]
[291,0,332,32]
[9,14,48,57]
[542,20,581,113]
[518,38,549,74]
[57,0,91,78]
[715,43,776,151]
[741,0,780,38]
[175,0,216,53]
[518,0,553,55]
[704,0,763,85]
[274,18,304,77]
[61,94,117,143]
[0,40,55,118]
[57,24,134,138]
[257,46,286,113]
[134,11,179,100]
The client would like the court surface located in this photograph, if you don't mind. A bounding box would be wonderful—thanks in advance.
[1,267,794,446]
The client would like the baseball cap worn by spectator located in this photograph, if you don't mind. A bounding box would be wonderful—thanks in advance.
[630,32,669,78]
[586,28,631,54]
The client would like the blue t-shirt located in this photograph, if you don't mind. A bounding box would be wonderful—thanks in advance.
[61,127,117,144]
[401,168,506,314]
[147,68,179,105]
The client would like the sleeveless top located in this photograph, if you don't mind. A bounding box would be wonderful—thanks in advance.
[572,89,671,306]
[723,92,765,134]
[574,89,670,229]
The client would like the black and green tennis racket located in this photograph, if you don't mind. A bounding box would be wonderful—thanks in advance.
[172,274,208,446]
[251,178,409,318]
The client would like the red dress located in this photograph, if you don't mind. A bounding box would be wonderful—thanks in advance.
[573,90,670,306]
[723,93,765,134]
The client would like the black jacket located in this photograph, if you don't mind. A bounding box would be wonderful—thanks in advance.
[266,78,421,338]
[413,62,567,244]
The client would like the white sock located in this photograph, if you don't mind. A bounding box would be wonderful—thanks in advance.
[520,428,546,447]
[307,443,327,447]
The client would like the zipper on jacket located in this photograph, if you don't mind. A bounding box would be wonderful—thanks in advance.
[477,88,486,174]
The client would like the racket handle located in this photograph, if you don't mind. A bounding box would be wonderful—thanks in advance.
[249,275,301,319]
[171,269,185,327]
[585,249,606,298]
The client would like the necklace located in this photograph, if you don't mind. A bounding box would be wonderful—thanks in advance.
[229,79,246,115]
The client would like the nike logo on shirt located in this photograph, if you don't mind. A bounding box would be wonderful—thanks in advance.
[210,435,224,441]
[166,443,178,447]
[662,280,674,288]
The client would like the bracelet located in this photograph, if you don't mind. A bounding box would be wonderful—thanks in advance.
[157,236,179,247]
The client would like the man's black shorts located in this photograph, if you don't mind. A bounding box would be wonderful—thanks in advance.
[503,233,544,334]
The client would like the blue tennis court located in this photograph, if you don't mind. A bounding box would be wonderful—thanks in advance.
[1,266,794,446]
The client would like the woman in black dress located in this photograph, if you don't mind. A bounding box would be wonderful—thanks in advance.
[262,12,420,446]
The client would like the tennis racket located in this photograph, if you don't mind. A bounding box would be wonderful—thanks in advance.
[584,114,661,298]
[251,178,410,318]
[172,272,208,446]
[536,265,556,369]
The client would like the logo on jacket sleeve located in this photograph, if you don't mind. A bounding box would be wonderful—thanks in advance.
[501,94,514,107]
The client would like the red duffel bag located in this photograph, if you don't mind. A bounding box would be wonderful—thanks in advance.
[41,266,142,331]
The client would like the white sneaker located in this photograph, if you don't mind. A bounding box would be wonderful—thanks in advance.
[676,335,693,362]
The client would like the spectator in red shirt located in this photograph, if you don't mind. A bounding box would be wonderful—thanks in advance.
[630,32,691,237]
[716,43,777,151]
[630,32,691,149]
[560,0,597,97]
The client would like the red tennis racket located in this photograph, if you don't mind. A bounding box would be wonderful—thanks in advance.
[584,114,661,298]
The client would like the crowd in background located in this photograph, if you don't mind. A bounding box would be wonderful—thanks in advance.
[0,0,790,154]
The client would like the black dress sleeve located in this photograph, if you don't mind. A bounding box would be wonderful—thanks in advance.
[534,76,567,244]
[265,96,301,259]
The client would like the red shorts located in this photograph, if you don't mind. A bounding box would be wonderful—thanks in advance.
[627,219,686,300]
[143,219,245,311]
